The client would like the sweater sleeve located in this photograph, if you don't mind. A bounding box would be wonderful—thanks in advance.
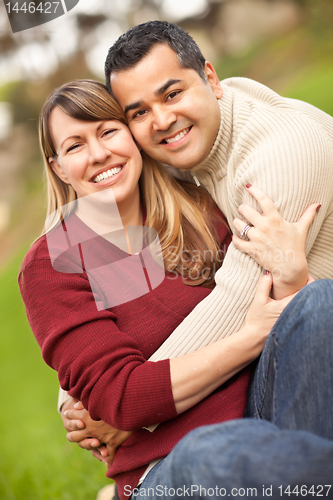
[149,101,333,360]
[19,257,177,430]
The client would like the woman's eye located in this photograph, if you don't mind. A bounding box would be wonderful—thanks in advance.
[67,144,81,153]
[103,129,117,137]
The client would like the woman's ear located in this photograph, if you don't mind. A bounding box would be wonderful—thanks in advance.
[49,156,70,184]
[205,61,223,99]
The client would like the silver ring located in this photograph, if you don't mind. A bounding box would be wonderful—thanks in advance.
[240,223,252,238]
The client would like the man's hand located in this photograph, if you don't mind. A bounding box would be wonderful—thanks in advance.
[61,398,132,467]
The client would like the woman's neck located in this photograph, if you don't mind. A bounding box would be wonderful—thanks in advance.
[75,187,142,239]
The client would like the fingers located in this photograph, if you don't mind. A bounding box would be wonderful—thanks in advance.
[91,449,110,465]
[66,429,99,444]
[232,233,253,256]
[91,449,114,467]
[253,272,273,305]
[245,184,278,217]
[74,401,84,410]
[297,203,321,234]
[63,417,85,432]
[63,408,86,421]
[237,206,262,229]
[75,437,101,450]
[233,218,255,239]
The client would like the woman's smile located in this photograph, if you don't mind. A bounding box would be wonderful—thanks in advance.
[91,164,124,184]
[48,107,143,211]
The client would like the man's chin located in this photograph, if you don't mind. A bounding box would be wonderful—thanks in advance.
[150,148,203,170]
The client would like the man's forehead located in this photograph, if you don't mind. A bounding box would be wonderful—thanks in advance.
[109,44,185,94]
[110,46,197,112]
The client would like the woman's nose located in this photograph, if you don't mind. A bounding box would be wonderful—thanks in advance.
[89,140,110,163]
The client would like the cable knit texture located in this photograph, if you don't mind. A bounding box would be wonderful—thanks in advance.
[149,77,333,361]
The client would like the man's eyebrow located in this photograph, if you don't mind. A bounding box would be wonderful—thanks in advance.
[124,79,182,116]
[124,101,144,116]
[156,79,181,96]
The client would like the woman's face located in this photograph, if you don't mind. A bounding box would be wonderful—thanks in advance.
[48,107,143,205]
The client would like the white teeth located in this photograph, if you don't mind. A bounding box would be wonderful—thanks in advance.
[165,127,190,144]
[93,166,122,183]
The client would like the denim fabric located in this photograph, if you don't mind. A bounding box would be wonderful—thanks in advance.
[245,279,333,438]
[129,280,333,500]
[130,420,333,499]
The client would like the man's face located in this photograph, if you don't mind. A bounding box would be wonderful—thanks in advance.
[110,44,223,170]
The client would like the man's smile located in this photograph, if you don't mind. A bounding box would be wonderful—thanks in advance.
[160,126,192,146]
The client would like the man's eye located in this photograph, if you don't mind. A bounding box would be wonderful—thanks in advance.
[132,109,147,119]
[167,91,180,100]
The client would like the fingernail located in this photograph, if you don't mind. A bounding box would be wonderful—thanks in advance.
[74,402,80,408]
[63,410,68,416]
[316,204,321,212]
[246,183,252,188]
[264,270,269,275]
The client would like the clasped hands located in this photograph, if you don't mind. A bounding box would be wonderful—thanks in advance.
[61,398,132,467]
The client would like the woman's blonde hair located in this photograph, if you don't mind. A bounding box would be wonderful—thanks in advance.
[39,79,226,287]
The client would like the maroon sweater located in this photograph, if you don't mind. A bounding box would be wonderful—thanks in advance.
[19,212,251,498]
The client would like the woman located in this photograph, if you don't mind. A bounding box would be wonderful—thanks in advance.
[19,80,320,499]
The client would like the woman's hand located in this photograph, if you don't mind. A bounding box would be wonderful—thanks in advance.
[61,399,132,467]
[244,271,296,336]
[232,185,320,299]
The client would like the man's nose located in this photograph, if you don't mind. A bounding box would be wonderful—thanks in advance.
[152,108,177,132]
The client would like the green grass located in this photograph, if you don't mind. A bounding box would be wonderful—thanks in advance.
[0,247,111,500]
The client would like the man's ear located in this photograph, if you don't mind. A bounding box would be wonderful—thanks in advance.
[49,157,70,184]
[204,61,223,99]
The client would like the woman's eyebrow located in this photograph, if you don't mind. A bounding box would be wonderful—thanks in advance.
[60,135,81,148]
[60,122,104,148]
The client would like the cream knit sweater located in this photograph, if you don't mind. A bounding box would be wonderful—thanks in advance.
[149,77,333,361]
[58,77,333,411]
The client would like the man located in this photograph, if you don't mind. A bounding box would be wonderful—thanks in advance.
[62,21,333,499]
[104,20,333,359]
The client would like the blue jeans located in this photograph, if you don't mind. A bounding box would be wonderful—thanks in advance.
[131,280,333,499]
[245,279,333,438]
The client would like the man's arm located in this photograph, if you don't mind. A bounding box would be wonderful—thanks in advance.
[150,112,333,361]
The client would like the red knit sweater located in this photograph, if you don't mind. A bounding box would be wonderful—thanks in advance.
[19,211,251,498]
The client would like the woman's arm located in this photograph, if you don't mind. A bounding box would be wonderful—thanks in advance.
[62,271,290,460]
[170,271,292,413]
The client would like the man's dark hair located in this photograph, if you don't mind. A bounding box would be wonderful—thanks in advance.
[105,20,207,93]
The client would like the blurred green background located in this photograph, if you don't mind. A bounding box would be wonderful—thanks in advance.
[0,0,332,498]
